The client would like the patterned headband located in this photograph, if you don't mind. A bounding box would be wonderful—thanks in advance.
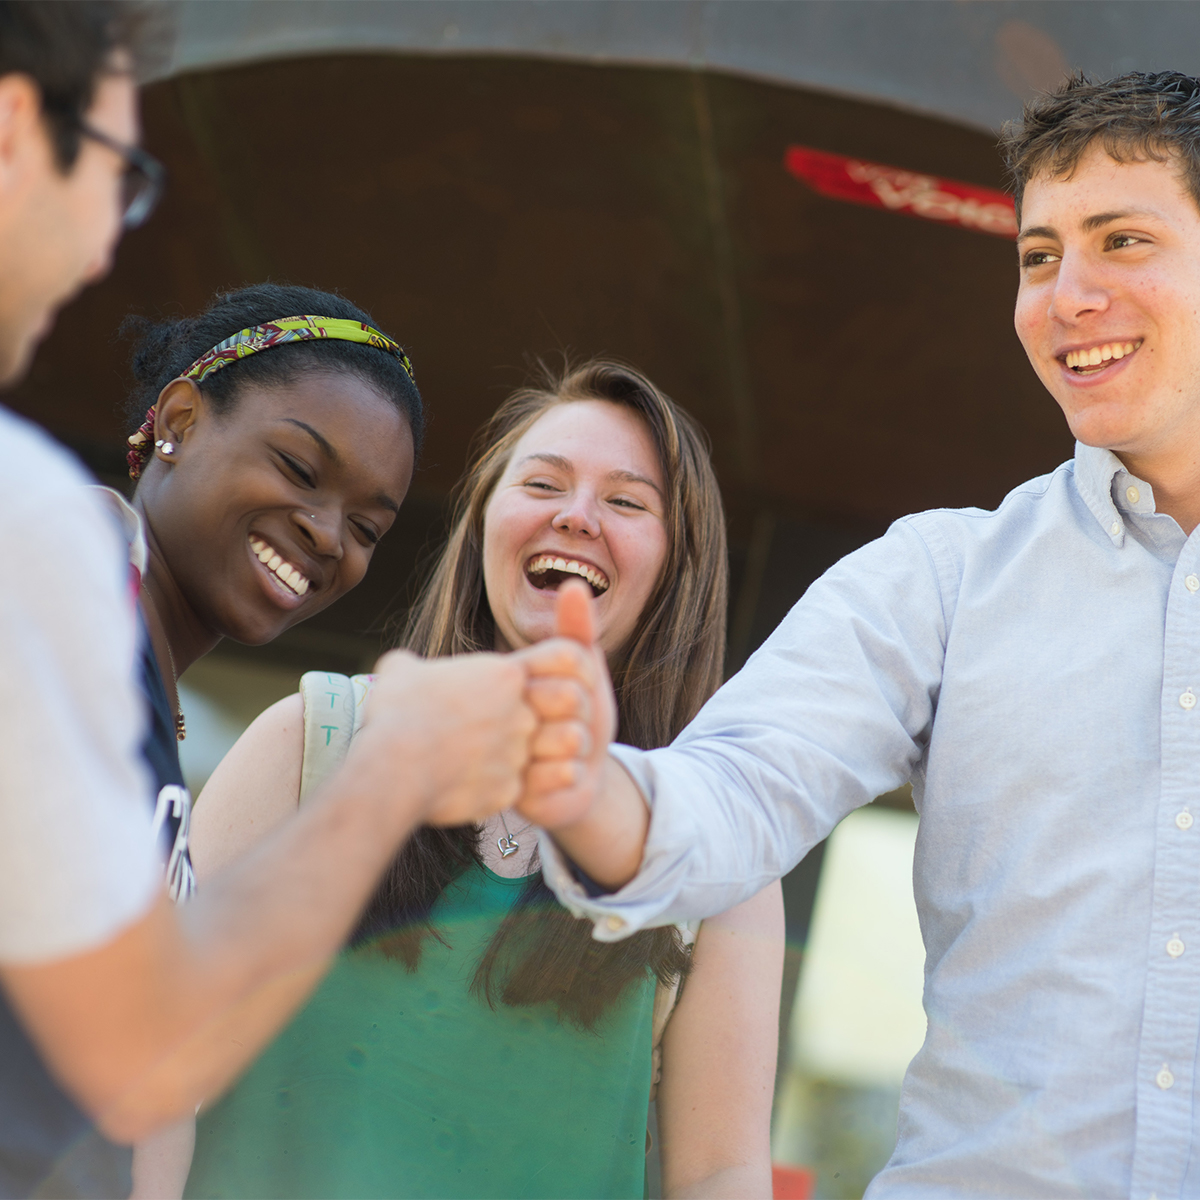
[126,315,415,480]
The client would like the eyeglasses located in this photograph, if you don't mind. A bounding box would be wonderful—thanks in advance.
[75,120,165,230]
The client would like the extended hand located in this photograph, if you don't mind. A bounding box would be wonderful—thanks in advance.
[515,579,617,830]
[358,650,537,827]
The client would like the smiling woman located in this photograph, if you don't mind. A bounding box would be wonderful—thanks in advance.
[125,287,420,646]
[113,282,421,905]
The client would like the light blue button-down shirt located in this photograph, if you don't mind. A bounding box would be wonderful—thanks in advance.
[542,444,1200,1198]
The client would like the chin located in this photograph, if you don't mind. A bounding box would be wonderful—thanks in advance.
[220,608,292,647]
[1065,407,1146,451]
[507,617,556,650]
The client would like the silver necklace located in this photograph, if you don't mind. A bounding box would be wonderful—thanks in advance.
[497,812,521,858]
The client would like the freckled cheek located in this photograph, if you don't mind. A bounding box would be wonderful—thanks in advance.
[1012,292,1046,351]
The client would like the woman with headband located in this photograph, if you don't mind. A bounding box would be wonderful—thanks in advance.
[175,361,783,1200]
[111,282,422,1197]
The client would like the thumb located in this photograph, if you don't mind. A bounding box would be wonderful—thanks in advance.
[554,578,597,647]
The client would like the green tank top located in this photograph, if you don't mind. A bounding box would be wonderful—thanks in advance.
[185,862,655,1199]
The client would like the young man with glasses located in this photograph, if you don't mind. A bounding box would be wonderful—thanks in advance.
[526,70,1200,1198]
[0,5,594,1197]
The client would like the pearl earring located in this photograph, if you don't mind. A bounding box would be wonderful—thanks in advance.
[155,439,175,456]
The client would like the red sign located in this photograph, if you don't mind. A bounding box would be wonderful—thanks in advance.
[784,145,1018,239]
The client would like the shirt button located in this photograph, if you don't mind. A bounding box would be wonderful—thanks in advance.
[1111,520,1122,535]
[605,915,625,932]
[1168,936,1186,958]
[1188,575,1200,593]
[1157,1064,1175,1090]
[1127,485,1141,504]
[1178,810,1194,831]
[1182,688,1197,710]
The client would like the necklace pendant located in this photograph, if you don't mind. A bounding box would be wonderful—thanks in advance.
[497,834,519,859]
[175,712,187,742]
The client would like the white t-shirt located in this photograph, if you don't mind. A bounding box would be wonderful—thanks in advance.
[0,407,159,963]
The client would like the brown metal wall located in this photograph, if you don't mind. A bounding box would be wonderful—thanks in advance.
[7,53,1069,665]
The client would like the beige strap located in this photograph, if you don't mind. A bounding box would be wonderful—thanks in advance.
[298,672,373,805]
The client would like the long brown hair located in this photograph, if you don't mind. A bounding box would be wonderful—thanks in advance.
[352,360,729,1028]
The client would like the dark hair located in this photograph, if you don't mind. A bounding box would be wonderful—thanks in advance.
[1000,70,1200,222]
[124,283,424,461]
[351,360,729,1029]
[0,1,165,169]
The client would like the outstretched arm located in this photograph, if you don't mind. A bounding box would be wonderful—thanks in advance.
[2,647,589,1142]
[525,525,946,936]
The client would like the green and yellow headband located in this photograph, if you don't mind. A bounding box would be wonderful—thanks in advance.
[127,315,414,479]
[182,315,414,384]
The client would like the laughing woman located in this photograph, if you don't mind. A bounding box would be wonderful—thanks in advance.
[113,283,422,1197]
[177,360,784,1200]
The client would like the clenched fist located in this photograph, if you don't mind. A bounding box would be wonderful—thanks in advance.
[357,650,538,827]
[516,580,617,830]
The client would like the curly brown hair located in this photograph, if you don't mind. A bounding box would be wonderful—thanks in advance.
[999,70,1200,222]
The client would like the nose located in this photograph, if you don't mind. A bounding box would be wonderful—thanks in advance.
[1047,248,1112,325]
[293,508,344,560]
[553,490,601,538]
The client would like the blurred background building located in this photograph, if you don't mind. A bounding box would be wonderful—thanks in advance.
[10,3,1199,1194]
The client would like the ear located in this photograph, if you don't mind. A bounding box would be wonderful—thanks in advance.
[153,378,203,454]
[0,74,49,203]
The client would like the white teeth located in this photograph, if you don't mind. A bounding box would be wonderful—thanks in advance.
[248,536,310,597]
[526,553,610,593]
[272,563,309,596]
[277,563,310,595]
[1065,340,1142,370]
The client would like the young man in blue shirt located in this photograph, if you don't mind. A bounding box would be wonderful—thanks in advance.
[527,72,1200,1198]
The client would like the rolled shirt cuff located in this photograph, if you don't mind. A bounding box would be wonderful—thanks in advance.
[538,744,701,941]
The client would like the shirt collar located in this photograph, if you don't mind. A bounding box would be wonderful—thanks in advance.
[1074,441,1134,548]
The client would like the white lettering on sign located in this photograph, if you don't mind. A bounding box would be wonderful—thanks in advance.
[846,161,1018,237]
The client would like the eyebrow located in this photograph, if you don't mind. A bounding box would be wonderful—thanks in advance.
[1081,208,1160,232]
[609,468,663,496]
[284,418,339,463]
[283,418,400,514]
[1018,208,1163,241]
[516,452,663,497]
